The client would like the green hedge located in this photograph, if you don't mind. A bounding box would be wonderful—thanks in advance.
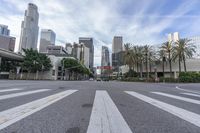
[179,72,200,83]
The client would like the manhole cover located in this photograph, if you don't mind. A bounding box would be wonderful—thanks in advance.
[82,103,93,108]
[66,127,80,133]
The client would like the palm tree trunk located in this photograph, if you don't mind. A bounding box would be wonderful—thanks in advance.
[169,52,172,78]
[146,56,149,79]
[183,55,187,72]
[178,56,181,74]
[163,60,165,78]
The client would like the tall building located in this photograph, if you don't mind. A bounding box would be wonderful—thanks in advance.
[101,46,110,67]
[19,3,39,53]
[168,32,179,42]
[112,36,123,53]
[0,35,15,51]
[0,24,10,36]
[65,43,72,55]
[39,29,56,53]
[112,36,123,72]
[185,36,200,58]
[79,37,94,70]
[0,25,15,51]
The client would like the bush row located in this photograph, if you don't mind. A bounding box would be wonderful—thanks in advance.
[179,72,200,83]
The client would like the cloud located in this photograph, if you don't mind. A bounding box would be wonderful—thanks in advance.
[1,0,200,66]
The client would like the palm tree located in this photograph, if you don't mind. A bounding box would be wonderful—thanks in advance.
[144,45,154,80]
[124,43,134,71]
[174,39,196,72]
[133,46,144,78]
[158,49,166,78]
[161,41,173,77]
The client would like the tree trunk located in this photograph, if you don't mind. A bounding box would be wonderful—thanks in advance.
[169,52,172,78]
[140,61,143,78]
[163,60,165,78]
[146,56,149,80]
[179,56,181,74]
[183,55,187,72]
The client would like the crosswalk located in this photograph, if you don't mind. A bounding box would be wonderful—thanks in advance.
[0,87,200,132]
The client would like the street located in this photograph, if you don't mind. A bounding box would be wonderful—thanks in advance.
[0,80,200,133]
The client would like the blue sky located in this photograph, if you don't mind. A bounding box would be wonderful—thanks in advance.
[1,0,200,66]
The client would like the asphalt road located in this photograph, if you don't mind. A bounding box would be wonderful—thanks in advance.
[0,80,200,133]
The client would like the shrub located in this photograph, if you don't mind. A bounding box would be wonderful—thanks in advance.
[179,72,200,83]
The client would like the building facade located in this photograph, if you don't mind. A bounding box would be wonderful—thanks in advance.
[0,35,15,52]
[0,25,10,36]
[186,36,200,58]
[101,46,110,67]
[39,29,56,53]
[112,36,123,72]
[46,45,68,55]
[112,36,123,53]
[79,37,94,70]
[65,43,73,55]
[19,3,39,53]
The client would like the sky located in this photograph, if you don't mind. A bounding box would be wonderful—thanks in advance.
[1,0,200,66]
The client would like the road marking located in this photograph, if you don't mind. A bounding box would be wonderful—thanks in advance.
[0,89,50,100]
[176,86,200,94]
[87,90,132,133]
[0,89,77,130]
[151,92,200,105]
[181,93,200,98]
[0,88,23,93]
[125,91,200,128]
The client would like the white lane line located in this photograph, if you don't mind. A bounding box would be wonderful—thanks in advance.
[0,89,77,130]
[0,88,23,93]
[176,86,200,94]
[125,91,200,128]
[87,90,132,133]
[151,92,200,105]
[0,89,50,100]
[181,93,200,98]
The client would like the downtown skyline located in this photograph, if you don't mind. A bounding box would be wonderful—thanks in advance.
[1,0,200,66]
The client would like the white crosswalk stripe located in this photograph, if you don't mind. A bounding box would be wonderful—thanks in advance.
[87,90,133,133]
[151,92,200,105]
[0,89,50,100]
[0,88,23,93]
[181,93,200,98]
[125,91,200,128]
[0,89,77,130]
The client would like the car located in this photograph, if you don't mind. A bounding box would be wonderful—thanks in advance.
[96,78,101,81]
[89,78,94,81]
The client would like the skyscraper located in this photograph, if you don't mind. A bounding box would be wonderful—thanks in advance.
[39,29,56,53]
[19,3,39,53]
[79,37,94,70]
[101,46,110,67]
[112,36,123,72]
[168,32,179,42]
[112,36,123,53]
[0,24,10,36]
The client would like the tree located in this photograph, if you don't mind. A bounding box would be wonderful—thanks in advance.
[161,41,173,77]
[124,43,135,71]
[22,48,52,79]
[173,39,196,72]
[61,58,91,80]
[144,45,154,80]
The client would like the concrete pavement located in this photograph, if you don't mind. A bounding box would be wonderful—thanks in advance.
[0,80,199,133]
